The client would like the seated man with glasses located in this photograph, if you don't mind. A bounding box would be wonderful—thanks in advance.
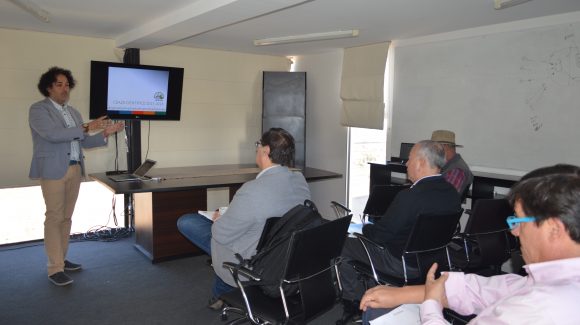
[176,128,311,310]
[359,166,580,324]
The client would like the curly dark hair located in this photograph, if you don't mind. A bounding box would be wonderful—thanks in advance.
[37,67,76,97]
[259,128,295,167]
[509,173,580,243]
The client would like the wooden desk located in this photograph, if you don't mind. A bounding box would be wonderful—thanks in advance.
[90,164,341,262]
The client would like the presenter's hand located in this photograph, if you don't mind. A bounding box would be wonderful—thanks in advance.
[424,263,449,307]
[103,121,125,137]
[87,116,112,131]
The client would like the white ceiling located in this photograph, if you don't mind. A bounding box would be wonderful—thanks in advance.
[2,0,580,56]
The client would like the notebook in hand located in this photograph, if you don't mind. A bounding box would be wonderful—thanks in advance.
[108,159,156,182]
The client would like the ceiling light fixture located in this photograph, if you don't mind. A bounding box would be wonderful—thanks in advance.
[7,0,51,23]
[494,0,533,10]
[254,29,359,46]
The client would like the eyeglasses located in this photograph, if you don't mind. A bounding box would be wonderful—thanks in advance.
[255,140,262,148]
[506,215,536,230]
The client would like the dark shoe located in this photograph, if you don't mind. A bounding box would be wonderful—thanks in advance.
[207,297,224,311]
[64,260,82,271]
[48,272,73,286]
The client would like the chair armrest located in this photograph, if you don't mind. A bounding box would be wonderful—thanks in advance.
[222,262,262,282]
[285,256,345,285]
[447,239,465,252]
[221,262,263,323]
[331,201,351,219]
[353,233,385,250]
[352,233,386,284]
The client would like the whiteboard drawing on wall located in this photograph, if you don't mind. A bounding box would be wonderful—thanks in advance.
[520,27,580,132]
[392,20,580,172]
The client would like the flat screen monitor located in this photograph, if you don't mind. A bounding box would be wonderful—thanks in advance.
[89,61,184,120]
[399,142,415,162]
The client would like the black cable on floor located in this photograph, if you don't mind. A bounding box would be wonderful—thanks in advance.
[3,194,131,249]
[70,193,132,242]
[70,226,132,242]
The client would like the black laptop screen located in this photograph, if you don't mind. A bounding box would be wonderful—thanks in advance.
[399,142,414,162]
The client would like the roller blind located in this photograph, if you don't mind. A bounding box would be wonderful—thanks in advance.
[340,42,389,129]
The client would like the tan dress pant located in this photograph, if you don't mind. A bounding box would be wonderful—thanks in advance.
[40,164,81,276]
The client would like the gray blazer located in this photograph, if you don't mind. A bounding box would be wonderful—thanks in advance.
[211,165,311,286]
[29,98,107,179]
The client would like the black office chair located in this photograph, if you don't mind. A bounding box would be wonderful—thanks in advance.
[330,185,409,223]
[469,180,496,212]
[450,199,514,276]
[350,209,464,287]
[443,201,514,325]
[443,308,477,325]
[219,215,352,325]
[363,184,409,222]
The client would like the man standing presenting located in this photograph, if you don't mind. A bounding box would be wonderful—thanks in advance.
[29,67,124,286]
[430,130,473,197]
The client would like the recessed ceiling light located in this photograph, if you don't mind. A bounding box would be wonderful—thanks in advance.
[7,0,51,23]
[254,30,359,46]
[494,0,533,10]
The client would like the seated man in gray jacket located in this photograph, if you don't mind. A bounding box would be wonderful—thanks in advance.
[177,128,311,309]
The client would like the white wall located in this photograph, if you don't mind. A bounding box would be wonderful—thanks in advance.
[0,27,349,217]
[0,28,289,188]
[294,51,348,218]
[390,11,580,174]
[0,29,120,188]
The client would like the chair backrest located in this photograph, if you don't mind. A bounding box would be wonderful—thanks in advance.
[404,209,464,280]
[464,199,514,268]
[472,231,512,268]
[406,209,464,253]
[282,215,352,321]
[470,180,496,208]
[330,201,351,219]
[464,198,512,234]
[363,184,409,217]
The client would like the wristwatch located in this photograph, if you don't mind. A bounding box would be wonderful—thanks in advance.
[82,123,89,133]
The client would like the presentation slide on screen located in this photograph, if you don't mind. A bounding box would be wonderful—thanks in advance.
[107,67,169,114]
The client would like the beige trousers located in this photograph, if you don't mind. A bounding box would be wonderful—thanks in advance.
[40,165,81,276]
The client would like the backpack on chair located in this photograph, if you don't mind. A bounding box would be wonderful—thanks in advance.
[243,199,326,297]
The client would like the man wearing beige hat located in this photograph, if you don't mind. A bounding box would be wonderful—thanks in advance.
[431,130,473,197]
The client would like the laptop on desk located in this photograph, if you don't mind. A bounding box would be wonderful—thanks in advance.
[108,159,156,182]
[389,142,414,164]
[398,142,414,164]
